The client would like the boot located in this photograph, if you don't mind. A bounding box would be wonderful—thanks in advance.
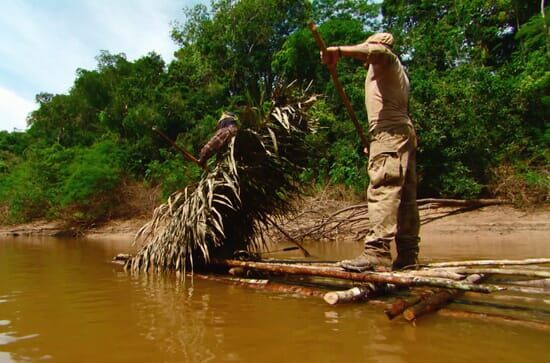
[392,248,419,270]
[340,239,391,272]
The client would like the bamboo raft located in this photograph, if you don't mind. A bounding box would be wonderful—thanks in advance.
[114,255,550,330]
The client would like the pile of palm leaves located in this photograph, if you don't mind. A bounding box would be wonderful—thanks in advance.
[127,83,317,272]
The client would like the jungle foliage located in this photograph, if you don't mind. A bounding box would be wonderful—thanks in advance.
[0,0,548,224]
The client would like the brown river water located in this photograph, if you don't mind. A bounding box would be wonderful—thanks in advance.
[1,231,549,363]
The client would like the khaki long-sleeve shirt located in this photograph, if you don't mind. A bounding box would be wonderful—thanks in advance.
[362,43,412,132]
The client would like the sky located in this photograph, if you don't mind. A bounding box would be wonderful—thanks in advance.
[0,0,204,132]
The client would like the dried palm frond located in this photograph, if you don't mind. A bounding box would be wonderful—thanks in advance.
[128,83,318,272]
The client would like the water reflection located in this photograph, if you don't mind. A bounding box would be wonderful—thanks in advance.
[125,272,221,362]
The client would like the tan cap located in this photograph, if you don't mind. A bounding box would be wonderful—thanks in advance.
[366,33,394,47]
[218,111,236,122]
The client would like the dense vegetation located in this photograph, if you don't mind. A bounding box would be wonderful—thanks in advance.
[0,0,548,224]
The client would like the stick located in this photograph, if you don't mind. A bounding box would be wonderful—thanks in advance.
[213,260,500,293]
[442,267,550,279]
[416,198,509,207]
[464,292,550,307]
[152,126,207,171]
[504,278,550,288]
[436,309,550,332]
[412,270,465,280]
[308,22,369,149]
[490,285,549,295]
[265,216,311,257]
[426,258,550,268]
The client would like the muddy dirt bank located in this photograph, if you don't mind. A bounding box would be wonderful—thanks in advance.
[2,203,548,245]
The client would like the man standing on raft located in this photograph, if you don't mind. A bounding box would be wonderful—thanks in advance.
[321,33,420,272]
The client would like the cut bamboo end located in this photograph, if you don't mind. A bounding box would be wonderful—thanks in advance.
[323,292,341,305]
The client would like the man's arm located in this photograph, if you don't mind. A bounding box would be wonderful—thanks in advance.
[198,125,238,165]
[322,42,397,67]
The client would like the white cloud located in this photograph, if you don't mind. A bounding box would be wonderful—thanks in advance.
[0,87,36,132]
[0,0,202,132]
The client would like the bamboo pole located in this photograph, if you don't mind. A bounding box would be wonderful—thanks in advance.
[412,270,465,280]
[213,259,500,293]
[463,292,550,308]
[436,309,550,332]
[489,285,550,295]
[506,278,550,288]
[440,267,550,279]
[426,258,550,268]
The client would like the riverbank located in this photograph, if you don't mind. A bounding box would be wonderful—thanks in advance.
[2,202,549,248]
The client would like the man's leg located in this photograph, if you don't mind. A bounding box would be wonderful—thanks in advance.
[341,131,406,272]
[393,146,421,270]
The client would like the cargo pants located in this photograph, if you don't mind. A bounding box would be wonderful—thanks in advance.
[364,124,420,259]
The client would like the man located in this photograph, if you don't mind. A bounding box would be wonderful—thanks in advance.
[321,33,420,271]
[198,111,239,167]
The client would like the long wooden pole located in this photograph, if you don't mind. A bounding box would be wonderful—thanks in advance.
[427,258,550,268]
[152,126,207,171]
[214,259,500,293]
[307,22,370,149]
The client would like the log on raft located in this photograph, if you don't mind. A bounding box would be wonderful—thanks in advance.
[426,258,550,268]
[505,278,550,288]
[213,259,500,293]
[436,309,550,332]
[402,274,484,321]
[323,283,397,305]
[384,290,436,320]
[433,267,550,279]
[193,273,327,298]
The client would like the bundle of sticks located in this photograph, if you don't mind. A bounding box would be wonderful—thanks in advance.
[271,198,509,242]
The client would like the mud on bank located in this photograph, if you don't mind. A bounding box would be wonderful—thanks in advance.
[2,200,549,252]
